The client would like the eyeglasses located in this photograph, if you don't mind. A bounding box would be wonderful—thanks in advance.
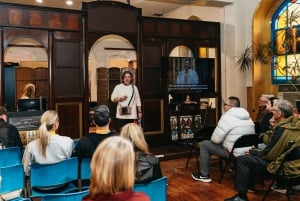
[224,103,232,107]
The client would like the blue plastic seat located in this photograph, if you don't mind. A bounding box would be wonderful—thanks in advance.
[134,177,168,201]
[40,190,89,201]
[29,157,79,197]
[0,147,21,167]
[0,164,30,201]
[80,158,91,181]
[78,158,91,190]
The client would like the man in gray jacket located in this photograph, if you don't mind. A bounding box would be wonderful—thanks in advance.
[192,96,255,182]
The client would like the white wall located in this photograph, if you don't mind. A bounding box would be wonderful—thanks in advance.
[164,0,261,109]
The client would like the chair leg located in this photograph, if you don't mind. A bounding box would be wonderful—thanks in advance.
[262,176,276,201]
[286,189,291,201]
[218,158,224,172]
[218,160,229,184]
[185,146,194,168]
[196,153,200,173]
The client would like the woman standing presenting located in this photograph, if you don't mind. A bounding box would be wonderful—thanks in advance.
[111,71,142,131]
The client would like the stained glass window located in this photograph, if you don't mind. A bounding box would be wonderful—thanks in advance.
[271,0,300,84]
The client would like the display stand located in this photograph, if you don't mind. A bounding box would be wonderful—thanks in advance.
[169,100,216,142]
[169,103,202,141]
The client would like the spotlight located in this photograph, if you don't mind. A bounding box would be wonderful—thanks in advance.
[66,0,73,6]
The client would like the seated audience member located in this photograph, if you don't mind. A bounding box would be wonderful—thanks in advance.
[82,136,150,201]
[255,94,269,130]
[225,99,300,201]
[120,123,163,183]
[72,105,116,158]
[0,106,23,151]
[19,83,35,99]
[0,107,24,201]
[192,96,255,183]
[259,97,279,134]
[22,110,73,175]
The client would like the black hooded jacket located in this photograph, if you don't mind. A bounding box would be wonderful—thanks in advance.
[0,118,23,151]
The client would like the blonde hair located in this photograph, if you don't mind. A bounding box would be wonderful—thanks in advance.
[89,136,135,197]
[119,123,149,154]
[38,110,59,158]
[21,83,35,99]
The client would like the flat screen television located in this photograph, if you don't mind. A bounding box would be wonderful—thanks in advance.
[17,98,47,111]
[162,57,215,94]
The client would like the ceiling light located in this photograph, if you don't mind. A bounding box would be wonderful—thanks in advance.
[66,0,73,6]
[35,0,43,3]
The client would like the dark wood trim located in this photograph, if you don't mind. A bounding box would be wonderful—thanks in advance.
[7,44,44,48]
[104,47,135,51]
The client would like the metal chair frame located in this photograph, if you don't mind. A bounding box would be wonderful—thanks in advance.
[218,134,259,184]
[185,125,216,172]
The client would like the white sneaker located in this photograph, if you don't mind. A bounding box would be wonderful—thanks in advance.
[191,172,212,183]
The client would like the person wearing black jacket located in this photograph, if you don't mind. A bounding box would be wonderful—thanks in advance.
[120,123,163,183]
[0,106,23,151]
[72,105,116,158]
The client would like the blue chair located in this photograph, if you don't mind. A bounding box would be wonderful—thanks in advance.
[134,177,168,201]
[0,164,30,201]
[0,147,21,167]
[78,158,91,191]
[40,190,89,201]
[29,157,79,197]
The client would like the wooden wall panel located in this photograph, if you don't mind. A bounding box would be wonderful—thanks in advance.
[56,102,82,139]
[85,1,141,34]
[143,99,163,134]
[34,67,48,100]
[142,17,220,41]
[142,43,163,98]
[0,4,82,31]
[54,41,82,98]
[15,67,49,108]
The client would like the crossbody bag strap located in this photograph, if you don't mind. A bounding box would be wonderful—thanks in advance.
[127,85,135,106]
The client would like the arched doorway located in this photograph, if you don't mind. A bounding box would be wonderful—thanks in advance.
[88,34,137,128]
[4,37,48,111]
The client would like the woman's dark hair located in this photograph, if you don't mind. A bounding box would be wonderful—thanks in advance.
[121,71,133,84]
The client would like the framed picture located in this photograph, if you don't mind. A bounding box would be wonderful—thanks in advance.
[179,115,193,139]
[170,116,178,140]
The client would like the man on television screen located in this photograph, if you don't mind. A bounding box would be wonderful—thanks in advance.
[176,59,199,85]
